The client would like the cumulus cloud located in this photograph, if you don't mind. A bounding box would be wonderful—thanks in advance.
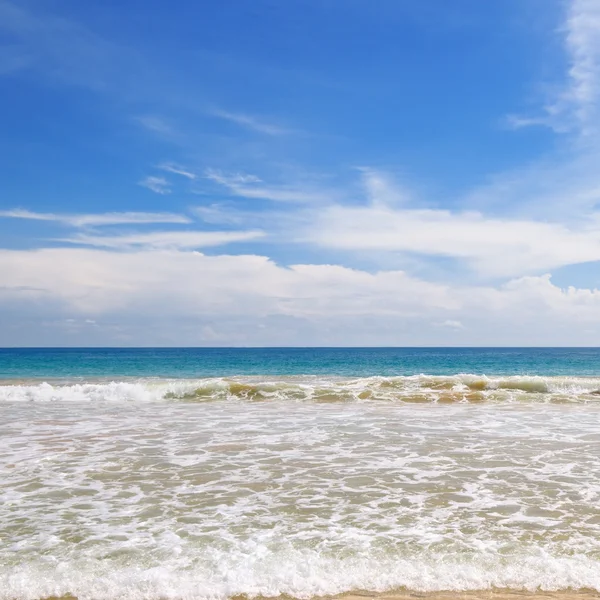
[0,248,599,345]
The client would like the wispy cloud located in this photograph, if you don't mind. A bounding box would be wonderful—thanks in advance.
[504,113,567,132]
[470,0,600,221]
[204,169,331,203]
[138,176,171,195]
[359,168,412,206]
[303,172,600,278]
[508,0,600,135]
[210,108,296,136]
[0,0,126,90]
[193,204,256,226]
[192,203,302,235]
[135,115,176,137]
[205,171,262,185]
[563,0,600,131]
[158,162,196,180]
[0,209,191,226]
[60,229,265,250]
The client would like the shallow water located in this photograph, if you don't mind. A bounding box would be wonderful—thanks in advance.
[2,373,600,599]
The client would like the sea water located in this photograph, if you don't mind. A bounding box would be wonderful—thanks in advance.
[1,348,600,600]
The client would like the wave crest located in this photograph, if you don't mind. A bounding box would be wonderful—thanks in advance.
[2,374,600,403]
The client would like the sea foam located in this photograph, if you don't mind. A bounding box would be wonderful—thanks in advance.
[3,375,600,599]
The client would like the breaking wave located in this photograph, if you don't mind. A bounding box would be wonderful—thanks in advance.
[2,374,600,403]
[3,552,600,600]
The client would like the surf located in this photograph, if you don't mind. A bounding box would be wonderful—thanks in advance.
[2,374,600,403]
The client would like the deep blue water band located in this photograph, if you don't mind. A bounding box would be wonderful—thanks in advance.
[1,347,600,379]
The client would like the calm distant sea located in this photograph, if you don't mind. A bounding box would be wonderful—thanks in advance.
[2,346,600,378]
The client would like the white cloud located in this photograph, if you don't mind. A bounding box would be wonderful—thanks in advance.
[0,209,191,226]
[71,212,189,226]
[504,114,564,132]
[138,176,171,195]
[305,201,600,278]
[210,108,295,136]
[205,170,262,185]
[0,248,599,345]
[59,229,265,250]
[0,209,65,223]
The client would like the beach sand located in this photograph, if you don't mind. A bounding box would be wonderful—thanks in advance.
[339,592,600,600]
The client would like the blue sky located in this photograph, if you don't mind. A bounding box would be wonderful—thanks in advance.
[1,0,600,346]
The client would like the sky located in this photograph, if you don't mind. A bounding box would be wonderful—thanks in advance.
[1,0,600,346]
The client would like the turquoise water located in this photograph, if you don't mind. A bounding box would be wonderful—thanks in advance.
[1,347,600,379]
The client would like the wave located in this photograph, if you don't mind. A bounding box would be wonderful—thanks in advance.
[2,374,600,403]
[2,551,600,599]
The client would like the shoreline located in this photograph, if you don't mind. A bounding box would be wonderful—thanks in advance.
[339,592,600,600]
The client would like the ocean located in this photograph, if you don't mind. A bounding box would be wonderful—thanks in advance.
[1,347,600,600]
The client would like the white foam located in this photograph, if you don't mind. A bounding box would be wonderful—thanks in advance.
[0,379,204,403]
[2,551,600,600]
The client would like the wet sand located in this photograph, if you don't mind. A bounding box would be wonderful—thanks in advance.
[286,593,599,600]
[339,592,600,600]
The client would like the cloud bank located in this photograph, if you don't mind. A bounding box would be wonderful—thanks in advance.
[1,248,599,346]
